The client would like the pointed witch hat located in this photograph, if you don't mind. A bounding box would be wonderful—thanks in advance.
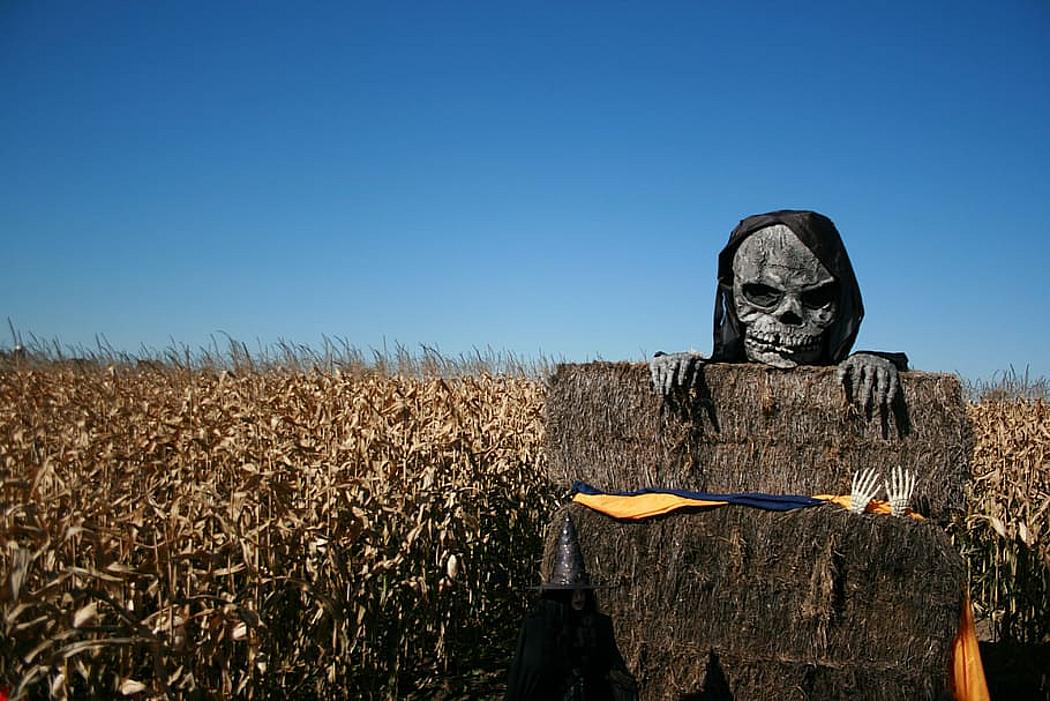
[539,513,598,590]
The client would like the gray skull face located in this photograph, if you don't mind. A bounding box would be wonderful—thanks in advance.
[732,225,839,368]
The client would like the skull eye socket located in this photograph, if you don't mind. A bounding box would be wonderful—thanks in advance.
[800,282,839,309]
[741,283,783,308]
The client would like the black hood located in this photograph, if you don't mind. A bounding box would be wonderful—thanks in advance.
[711,210,864,364]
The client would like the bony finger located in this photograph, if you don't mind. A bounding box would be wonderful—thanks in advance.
[666,363,677,393]
[678,358,690,388]
[859,368,876,410]
[859,468,874,492]
[650,363,661,387]
[875,371,890,409]
[678,357,690,386]
[887,371,900,405]
[866,467,879,490]
[690,360,702,389]
[852,469,865,492]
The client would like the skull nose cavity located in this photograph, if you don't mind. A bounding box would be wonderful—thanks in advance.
[777,297,805,326]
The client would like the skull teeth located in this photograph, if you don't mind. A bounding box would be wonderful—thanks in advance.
[745,332,820,353]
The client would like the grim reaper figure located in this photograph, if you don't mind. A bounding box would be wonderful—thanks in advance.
[651,210,908,413]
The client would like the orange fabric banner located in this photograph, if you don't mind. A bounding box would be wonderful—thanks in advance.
[951,594,990,701]
[572,492,729,519]
[812,494,925,521]
[573,490,926,521]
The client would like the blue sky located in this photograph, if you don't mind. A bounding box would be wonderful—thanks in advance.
[2,1,1048,380]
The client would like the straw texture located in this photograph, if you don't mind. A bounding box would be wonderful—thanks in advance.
[545,362,972,522]
[545,502,966,700]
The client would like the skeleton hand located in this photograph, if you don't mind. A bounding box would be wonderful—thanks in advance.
[837,353,900,415]
[849,468,880,514]
[884,466,916,517]
[650,351,705,396]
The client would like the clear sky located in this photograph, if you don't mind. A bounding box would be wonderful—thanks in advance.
[2,1,1048,380]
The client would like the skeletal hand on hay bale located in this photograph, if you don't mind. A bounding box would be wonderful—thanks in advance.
[850,467,881,514]
[849,467,917,516]
[649,351,705,396]
[836,352,901,416]
[885,465,917,517]
[650,347,901,415]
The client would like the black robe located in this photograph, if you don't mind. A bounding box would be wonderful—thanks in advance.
[505,598,634,701]
[711,209,907,370]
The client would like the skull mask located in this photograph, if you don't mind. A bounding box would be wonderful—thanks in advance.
[732,224,839,368]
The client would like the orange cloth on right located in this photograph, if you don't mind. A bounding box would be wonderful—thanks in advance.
[811,494,925,520]
[951,593,990,701]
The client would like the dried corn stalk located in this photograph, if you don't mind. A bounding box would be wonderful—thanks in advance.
[0,363,558,698]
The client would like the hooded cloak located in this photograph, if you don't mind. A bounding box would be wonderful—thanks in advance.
[711,210,864,365]
[504,595,630,701]
[505,516,637,700]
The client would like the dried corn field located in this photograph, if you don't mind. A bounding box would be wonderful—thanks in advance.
[958,399,1050,643]
[1,360,1048,699]
[0,362,558,699]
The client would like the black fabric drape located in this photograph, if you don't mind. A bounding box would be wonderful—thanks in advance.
[505,598,634,701]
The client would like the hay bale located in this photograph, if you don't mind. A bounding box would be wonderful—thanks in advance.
[545,363,972,522]
[546,503,966,701]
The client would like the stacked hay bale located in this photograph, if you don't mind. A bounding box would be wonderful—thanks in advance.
[543,362,973,700]
[546,362,971,522]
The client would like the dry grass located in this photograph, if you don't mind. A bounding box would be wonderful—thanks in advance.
[0,359,557,698]
[1,352,1048,698]
[956,398,1050,643]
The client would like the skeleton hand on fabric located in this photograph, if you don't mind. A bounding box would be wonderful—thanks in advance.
[650,351,705,396]
[849,467,880,514]
[884,466,916,517]
[837,352,900,415]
